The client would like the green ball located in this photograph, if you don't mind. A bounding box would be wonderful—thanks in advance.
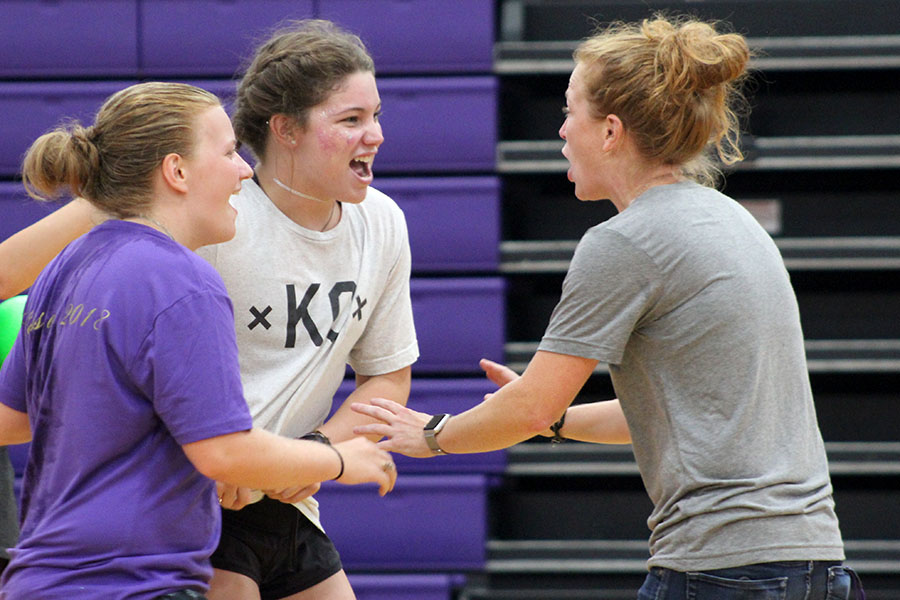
[0,295,28,367]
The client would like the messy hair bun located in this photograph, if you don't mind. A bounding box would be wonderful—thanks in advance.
[22,123,101,204]
[647,18,750,96]
[574,14,752,185]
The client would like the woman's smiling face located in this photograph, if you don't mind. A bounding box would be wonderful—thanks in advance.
[183,105,252,248]
[287,71,384,204]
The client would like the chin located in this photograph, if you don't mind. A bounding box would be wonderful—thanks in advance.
[573,185,604,202]
[208,219,237,246]
[341,186,369,205]
[220,222,237,243]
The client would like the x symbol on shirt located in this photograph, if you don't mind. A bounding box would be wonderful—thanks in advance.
[248,305,272,330]
[353,297,367,321]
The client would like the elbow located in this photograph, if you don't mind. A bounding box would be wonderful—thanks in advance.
[183,436,238,482]
[192,456,230,482]
[525,407,561,436]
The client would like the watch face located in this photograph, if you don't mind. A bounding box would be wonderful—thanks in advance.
[425,414,446,430]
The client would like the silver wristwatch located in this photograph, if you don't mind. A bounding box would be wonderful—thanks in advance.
[423,413,451,455]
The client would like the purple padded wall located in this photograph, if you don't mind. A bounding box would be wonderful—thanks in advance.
[334,378,507,474]
[320,0,494,74]
[178,77,497,174]
[176,79,239,109]
[410,277,505,373]
[139,0,314,77]
[0,1,139,78]
[376,177,500,273]
[0,182,63,244]
[377,77,497,173]
[139,0,492,77]
[348,574,460,600]
[0,81,137,177]
[317,475,488,570]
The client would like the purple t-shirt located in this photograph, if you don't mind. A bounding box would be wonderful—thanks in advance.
[0,221,253,599]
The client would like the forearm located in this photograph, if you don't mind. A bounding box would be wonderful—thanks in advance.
[183,428,342,490]
[0,403,32,445]
[437,379,556,454]
[0,198,98,299]
[556,400,631,444]
[321,367,410,443]
[437,352,597,454]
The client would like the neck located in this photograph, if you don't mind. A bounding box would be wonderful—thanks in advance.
[271,176,329,204]
[133,214,176,242]
[255,169,340,232]
[612,167,682,212]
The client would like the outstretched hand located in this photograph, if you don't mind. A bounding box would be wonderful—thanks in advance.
[352,397,434,458]
[480,358,520,396]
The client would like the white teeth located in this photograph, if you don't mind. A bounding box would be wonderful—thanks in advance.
[353,155,373,163]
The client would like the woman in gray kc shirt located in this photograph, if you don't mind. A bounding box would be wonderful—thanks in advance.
[354,14,864,600]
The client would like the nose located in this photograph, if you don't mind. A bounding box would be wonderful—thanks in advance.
[559,119,567,140]
[365,119,384,149]
[236,153,253,180]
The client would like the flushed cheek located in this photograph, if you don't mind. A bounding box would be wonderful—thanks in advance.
[316,129,340,154]
[341,129,360,146]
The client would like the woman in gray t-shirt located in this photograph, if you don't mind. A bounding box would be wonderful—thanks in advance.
[355,13,863,600]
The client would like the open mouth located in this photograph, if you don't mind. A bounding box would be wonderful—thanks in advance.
[350,155,374,179]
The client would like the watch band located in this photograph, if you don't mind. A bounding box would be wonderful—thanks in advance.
[424,413,451,455]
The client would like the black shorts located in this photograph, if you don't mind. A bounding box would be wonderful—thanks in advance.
[211,496,343,599]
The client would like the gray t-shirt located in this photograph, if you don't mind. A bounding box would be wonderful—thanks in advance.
[540,181,844,571]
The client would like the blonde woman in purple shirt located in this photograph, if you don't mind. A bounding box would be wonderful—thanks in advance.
[0,81,395,600]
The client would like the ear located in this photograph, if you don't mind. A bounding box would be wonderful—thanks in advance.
[601,114,625,153]
[269,114,299,149]
[160,153,189,193]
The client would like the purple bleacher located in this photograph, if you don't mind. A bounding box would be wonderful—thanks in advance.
[0,77,495,176]
[138,1,491,77]
[0,81,137,178]
[0,182,65,244]
[0,1,139,78]
[334,378,507,474]
[376,176,500,273]
[320,0,494,74]
[176,79,239,109]
[348,574,462,600]
[377,77,497,173]
[139,0,314,77]
[317,474,488,570]
[410,277,505,373]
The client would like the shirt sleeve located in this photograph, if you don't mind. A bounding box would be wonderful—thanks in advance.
[539,228,661,365]
[130,289,253,445]
[349,211,419,376]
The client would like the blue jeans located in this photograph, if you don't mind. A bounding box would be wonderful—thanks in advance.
[638,561,865,600]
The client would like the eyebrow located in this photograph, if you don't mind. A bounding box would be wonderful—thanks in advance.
[333,103,382,116]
